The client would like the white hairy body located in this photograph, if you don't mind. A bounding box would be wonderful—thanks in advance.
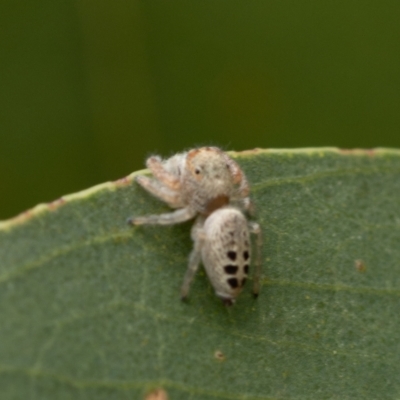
[128,147,262,305]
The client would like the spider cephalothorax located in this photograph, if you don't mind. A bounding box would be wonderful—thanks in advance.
[131,147,252,222]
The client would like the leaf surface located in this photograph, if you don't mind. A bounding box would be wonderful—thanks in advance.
[1,148,400,399]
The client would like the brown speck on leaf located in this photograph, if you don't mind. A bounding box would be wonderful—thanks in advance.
[338,148,377,157]
[214,350,226,361]
[15,209,33,223]
[48,197,65,211]
[22,210,32,219]
[355,259,367,272]
[114,176,131,186]
[145,388,168,400]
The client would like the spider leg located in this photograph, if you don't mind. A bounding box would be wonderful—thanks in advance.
[222,153,250,195]
[249,221,262,297]
[146,156,181,190]
[127,207,196,226]
[239,197,255,215]
[181,222,205,300]
[135,175,184,208]
[221,152,255,215]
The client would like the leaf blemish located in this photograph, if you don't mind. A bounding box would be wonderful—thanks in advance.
[48,197,65,211]
[214,350,226,361]
[145,388,168,400]
[355,259,367,272]
[114,175,132,186]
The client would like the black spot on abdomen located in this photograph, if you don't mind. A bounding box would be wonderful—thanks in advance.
[243,251,249,260]
[224,265,238,274]
[227,278,239,288]
[244,265,249,274]
[227,251,237,261]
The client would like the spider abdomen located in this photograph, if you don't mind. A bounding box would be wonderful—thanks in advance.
[201,207,251,304]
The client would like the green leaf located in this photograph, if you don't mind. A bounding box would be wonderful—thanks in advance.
[1,148,400,399]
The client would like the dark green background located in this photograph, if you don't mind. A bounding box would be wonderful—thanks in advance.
[1,1,400,219]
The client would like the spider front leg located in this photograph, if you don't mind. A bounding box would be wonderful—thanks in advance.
[249,221,262,297]
[127,207,196,226]
[135,175,184,209]
[146,156,181,191]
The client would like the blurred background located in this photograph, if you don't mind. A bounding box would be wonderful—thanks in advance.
[1,1,399,220]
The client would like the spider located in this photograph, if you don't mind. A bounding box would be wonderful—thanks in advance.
[128,147,262,305]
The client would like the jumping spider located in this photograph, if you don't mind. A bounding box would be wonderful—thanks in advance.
[128,147,262,305]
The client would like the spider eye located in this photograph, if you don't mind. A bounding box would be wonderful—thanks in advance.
[195,168,201,174]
